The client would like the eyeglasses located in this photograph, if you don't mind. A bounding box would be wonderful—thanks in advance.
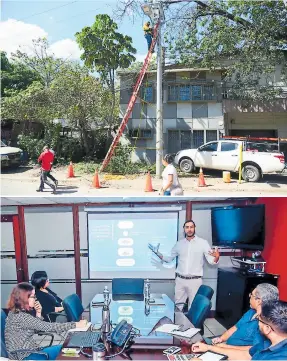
[256,315,274,331]
[249,293,260,299]
[29,296,36,299]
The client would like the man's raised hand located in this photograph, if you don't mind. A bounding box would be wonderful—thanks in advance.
[148,243,160,255]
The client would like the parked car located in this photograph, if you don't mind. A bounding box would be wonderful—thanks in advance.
[174,140,285,182]
[1,141,23,168]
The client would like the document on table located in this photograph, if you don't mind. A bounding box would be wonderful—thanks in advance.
[155,324,201,338]
[199,351,227,361]
[68,322,92,332]
[155,324,180,333]
[171,328,201,338]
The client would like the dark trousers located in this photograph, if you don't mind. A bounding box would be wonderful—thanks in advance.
[47,171,57,183]
[145,34,153,50]
[39,170,55,190]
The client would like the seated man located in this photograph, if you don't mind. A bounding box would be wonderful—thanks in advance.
[192,300,287,360]
[213,284,279,347]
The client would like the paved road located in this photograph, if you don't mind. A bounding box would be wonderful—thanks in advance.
[1,167,287,196]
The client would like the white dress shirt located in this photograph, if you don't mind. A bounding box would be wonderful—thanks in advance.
[162,235,218,277]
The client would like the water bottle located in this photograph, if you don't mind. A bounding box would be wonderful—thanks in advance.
[102,306,111,333]
[103,286,109,307]
[145,301,150,316]
[144,280,150,316]
[102,286,111,333]
[145,279,150,303]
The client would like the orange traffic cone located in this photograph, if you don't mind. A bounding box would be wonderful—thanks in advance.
[92,170,101,189]
[144,171,154,192]
[67,161,75,178]
[198,168,207,187]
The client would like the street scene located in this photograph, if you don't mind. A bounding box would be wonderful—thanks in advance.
[1,0,287,196]
[2,165,287,196]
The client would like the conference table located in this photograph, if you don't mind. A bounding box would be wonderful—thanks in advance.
[57,293,203,360]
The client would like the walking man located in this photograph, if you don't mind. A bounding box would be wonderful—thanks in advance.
[37,145,57,193]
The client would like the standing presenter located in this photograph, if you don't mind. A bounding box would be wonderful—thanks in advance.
[148,220,220,309]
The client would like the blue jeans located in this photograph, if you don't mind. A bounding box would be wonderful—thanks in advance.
[24,345,62,360]
[144,34,152,50]
[164,190,171,196]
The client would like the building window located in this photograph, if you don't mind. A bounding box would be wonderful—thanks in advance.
[168,129,206,153]
[168,84,216,102]
[180,131,192,149]
[203,85,215,100]
[193,130,204,148]
[129,129,152,139]
[168,85,178,101]
[206,130,218,143]
[141,86,153,102]
[191,85,202,100]
[179,85,191,101]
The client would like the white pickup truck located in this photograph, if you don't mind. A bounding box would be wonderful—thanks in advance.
[174,140,285,182]
[1,141,23,168]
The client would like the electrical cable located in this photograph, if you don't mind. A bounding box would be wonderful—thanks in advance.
[19,1,78,21]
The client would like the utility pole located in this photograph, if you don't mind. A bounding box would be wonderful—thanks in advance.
[156,2,163,178]
[142,0,164,177]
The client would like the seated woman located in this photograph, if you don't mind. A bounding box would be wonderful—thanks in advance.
[5,282,87,360]
[31,271,64,322]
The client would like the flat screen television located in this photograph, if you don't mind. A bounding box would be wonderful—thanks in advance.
[211,204,265,250]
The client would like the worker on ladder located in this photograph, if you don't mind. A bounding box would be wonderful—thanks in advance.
[143,21,154,52]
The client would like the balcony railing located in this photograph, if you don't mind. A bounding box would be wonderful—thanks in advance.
[167,83,217,102]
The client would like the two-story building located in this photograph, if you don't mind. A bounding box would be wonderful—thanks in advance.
[118,65,287,162]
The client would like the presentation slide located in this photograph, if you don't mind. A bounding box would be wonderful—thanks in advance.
[88,212,178,279]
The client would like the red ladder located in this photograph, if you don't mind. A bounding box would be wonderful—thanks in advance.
[100,22,160,172]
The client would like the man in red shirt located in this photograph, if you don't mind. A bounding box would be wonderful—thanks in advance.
[37,146,57,193]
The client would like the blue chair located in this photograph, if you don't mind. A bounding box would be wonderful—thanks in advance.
[62,294,84,322]
[180,285,214,313]
[112,278,144,296]
[1,309,49,359]
[185,294,212,333]
[197,285,214,301]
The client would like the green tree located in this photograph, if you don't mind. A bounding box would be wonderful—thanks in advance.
[1,81,52,127]
[49,63,119,155]
[165,0,287,100]
[1,51,41,97]
[75,14,136,123]
[12,38,68,87]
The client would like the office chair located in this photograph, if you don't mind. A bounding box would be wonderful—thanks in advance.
[185,294,212,334]
[112,278,144,296]
[197,285,214,300]
[1,309,49,359]
[179,285,214,313]
[62,294,84,322]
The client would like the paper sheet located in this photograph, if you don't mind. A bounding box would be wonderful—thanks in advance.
[68,322,92,332]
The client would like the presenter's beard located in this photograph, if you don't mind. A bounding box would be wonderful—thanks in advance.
[185,231,195,238]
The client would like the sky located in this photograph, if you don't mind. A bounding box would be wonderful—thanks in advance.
[0,0,148,62]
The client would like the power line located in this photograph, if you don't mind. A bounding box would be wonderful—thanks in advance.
[19,1,78,21]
